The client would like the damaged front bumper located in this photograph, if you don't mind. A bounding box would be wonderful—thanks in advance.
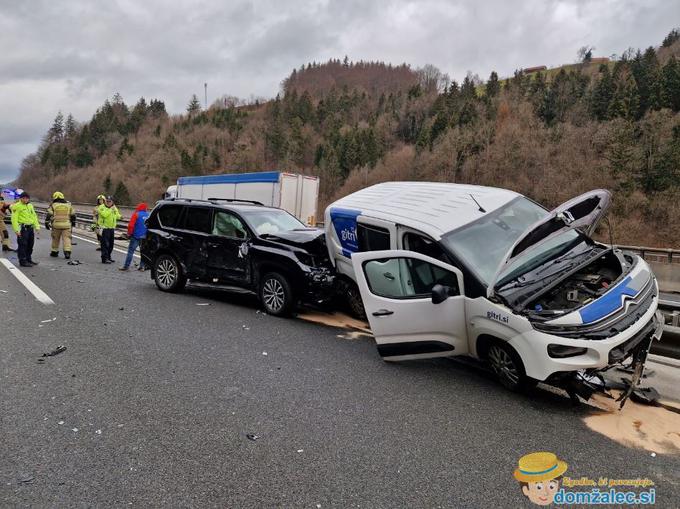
[301,267,335,304]
[547,311,664,408]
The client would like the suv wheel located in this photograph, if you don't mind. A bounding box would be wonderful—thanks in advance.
[336,278,366,320]
[154,254,186,292]
[260,272,293,316]
[487,342,536,392]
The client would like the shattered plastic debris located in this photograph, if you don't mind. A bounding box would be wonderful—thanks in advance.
[72,428,78,432]
[196,303,211,306]
[95,430,102,435]
[67,260,82,265]
[18,476,34,484]
[58,421,64,425]
[262,352,268,356]
[297,449,304,453]
[630,387,661,406]
[40,317,57,323]
[242,325,250,330]
[0,290,7,293]
[41,345,66,357]
[246,433,260,441]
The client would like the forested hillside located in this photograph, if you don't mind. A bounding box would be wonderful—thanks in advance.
[16,30,680,247]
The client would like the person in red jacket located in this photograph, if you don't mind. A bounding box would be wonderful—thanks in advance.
[120,203,149,271]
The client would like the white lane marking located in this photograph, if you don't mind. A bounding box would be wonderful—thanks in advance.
[0,258,55,305]
[71,233,140,258]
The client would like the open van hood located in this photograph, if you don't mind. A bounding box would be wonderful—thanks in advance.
[487,189,612,298]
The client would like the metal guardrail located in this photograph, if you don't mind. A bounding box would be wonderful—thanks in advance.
[32,205,130,235]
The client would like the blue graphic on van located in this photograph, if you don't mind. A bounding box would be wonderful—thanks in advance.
[579,276,638,324]
[330,207,361,257]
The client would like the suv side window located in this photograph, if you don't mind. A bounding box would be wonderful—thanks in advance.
[183,207,212,233]
[363,257,459,299]
[158,205,184,228]
[403,232,450,263]
[357,224,390,252]
[213,211,248,239]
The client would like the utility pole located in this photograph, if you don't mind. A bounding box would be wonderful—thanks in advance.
[204,83,208,109]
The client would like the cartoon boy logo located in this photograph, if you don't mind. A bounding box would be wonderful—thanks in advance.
[513,452,568,506]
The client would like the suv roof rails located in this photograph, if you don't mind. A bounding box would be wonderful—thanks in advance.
[164,197,263,206]
[207,198,264,206]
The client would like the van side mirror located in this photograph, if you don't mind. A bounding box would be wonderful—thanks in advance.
[431,284,450,304]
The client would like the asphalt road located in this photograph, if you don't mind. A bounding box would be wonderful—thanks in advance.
[1,230,679,508]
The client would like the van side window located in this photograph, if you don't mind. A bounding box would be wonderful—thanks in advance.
[403,232,450,263]
[357,224,390,251]
[363,257,459,299]
[158,205,183,228]
[183,207,212,233]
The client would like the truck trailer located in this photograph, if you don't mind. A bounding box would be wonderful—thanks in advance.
[166,171,320,225]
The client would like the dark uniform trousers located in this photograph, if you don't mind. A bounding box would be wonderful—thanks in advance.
[17,225,35,264]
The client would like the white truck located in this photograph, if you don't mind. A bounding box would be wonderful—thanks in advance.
[165,171,320,226]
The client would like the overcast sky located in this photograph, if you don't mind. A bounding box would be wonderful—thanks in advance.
[0,0,677,183]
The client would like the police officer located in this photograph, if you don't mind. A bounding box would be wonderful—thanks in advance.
[92,194,105,250]
[0,195,16,252]
[46,191,76,259]
[10,192,40,267]
[97,195,121,263]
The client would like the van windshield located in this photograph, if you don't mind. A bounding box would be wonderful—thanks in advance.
[440,197,580,285]
[240,209,306,236]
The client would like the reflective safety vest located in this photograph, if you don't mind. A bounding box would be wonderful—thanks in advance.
[48,201,75,229]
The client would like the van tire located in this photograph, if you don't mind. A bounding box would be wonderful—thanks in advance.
[260,272,294,317]
[486,341,537,392]
[336,278,366,320]
[154,254,186,293]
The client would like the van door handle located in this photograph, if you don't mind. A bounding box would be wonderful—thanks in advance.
[383,272,395,280]
[372,309,394,317]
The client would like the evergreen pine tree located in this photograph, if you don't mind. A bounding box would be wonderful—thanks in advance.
[485,71,500,98]
[187,94,201,116]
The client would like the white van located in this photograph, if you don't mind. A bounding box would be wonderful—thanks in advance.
[325,182,662,400]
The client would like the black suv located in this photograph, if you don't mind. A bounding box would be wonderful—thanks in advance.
[141,199,334,316]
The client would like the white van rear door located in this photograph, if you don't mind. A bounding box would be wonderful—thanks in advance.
[352,250,468,360]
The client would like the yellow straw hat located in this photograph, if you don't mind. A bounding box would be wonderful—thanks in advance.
[513,452,568,483]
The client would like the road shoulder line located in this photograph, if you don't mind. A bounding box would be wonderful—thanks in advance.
[0,258,55,305]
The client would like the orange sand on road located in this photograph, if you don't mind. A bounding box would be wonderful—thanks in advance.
[297,311,372,337]
[584,392,680,455]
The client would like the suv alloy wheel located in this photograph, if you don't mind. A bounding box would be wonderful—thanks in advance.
[259,272,293,316]
[154,254,187,292]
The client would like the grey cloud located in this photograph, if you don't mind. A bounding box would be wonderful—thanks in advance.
[0,0,678,181]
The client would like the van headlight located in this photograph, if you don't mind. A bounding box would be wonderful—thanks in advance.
[547,344,588,358]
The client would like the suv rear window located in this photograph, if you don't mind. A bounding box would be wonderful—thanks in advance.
[183,207,212,233]
[157,205,183,228]
[357,224,390,251]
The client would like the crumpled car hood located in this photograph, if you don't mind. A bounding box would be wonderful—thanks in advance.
[262,228,327,255]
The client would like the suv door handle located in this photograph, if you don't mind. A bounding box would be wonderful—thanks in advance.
[372,309,394,317]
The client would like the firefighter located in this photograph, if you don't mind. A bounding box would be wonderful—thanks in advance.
[92,194,105,251]
[0,195,16,252]
[45,191,76,259]
[97,195,121,263]
[10,191,40,267]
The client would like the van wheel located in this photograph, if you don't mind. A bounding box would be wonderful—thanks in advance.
[260,272,294,317]
[336,279,366,320]
[487,342,536,392]
[154,254,186,293]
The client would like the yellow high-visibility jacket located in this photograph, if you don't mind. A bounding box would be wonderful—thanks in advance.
[97,204,121,228]
[10,202,40,233]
